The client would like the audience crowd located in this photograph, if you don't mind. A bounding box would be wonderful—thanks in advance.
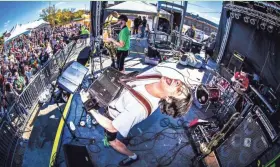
[0,24,85,117]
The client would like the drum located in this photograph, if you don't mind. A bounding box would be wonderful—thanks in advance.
[208,87,221,102]
[195,84,221,105]
[195,84,209,105]
[217,77,230,92]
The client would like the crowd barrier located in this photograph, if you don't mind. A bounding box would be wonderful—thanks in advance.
[0,42,75,167]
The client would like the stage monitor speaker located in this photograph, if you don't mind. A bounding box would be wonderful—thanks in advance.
[77,46,91,66]
[216,112,269,167]
[63,144,95,167]
[88,67,125,107]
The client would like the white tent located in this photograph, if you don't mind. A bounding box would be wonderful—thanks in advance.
[106,1,170,16]
[25,19,49,30]
[4,20,49,43]
[4,24,30,43]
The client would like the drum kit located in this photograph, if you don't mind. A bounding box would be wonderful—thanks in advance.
[194,73,242,112]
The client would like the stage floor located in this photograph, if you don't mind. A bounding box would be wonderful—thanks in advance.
[22,37,219,167]
[57,54,218,166]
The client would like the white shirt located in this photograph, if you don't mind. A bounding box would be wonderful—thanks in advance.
[109,79,160,137]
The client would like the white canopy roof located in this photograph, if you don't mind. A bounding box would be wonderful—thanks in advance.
[4,20,49,43]
[106,1,170,16]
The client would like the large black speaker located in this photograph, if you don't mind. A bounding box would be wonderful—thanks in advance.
[63,144,95,167]
[216,112,269,167]
[77,46,91,66]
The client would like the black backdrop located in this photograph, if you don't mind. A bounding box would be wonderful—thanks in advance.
[215,2,280,92]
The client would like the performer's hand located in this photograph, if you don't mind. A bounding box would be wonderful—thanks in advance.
[80,90,90,103]
[106,38,113,42]
[88,109,99,116]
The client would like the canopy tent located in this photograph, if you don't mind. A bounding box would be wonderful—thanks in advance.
[4,24,30,43]
[106,1,170,16]
[4,19,49,43]
[25,19,49,30]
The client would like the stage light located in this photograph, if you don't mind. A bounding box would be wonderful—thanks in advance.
[244,16,250,23]
[235,13,241,20]
[267,25,273,33]
[230,12,235,19]
[250,19,256,25]
[260,22,267,30]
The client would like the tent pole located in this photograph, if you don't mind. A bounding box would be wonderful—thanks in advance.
[155,1,162,33]
[177,1,187,48]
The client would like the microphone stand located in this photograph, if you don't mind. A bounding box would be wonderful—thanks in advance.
[50,39,94,166]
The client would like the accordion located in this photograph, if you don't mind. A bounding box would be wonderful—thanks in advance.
[87,67,125,107]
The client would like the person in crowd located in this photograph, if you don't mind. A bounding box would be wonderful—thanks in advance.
[202,32,216,62]
[0,24,84,98]
[24,66,32,83]
[80,26,90,46]
[140,16,147,38]
[45,42,53,57]
[105,15,130,73]
[39,49,49,66]
[145,24,150,37]
[82,75,193,166]
[133,16,140,35]
[13,72,25,94]
[5,82,19,108]
[186,25,195,39]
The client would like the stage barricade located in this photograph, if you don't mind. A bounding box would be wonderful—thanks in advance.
[0,42,75,167]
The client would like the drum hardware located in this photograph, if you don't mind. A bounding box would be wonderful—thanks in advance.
[191,122,220,152]
[199,112,241,155]
[195,84,221,106]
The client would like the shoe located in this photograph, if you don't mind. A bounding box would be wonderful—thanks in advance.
[119,156,139,166]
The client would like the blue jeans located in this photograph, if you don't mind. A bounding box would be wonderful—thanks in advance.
[141,26,146,38]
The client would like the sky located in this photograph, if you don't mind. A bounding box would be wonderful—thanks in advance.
[0,1,90,35]
[0,1,222,35]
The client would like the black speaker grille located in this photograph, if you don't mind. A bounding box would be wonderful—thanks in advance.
[216,113,269,167]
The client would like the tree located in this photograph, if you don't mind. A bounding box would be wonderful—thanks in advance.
[40,5,57,26]
[39,6,87,26]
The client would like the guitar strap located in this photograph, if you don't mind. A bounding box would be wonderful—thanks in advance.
[118,74,162,117]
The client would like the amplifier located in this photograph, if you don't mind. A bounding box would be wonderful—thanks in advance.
[190,41,202,54]
[253,106,280,142]
[181,36,192,52]
[227,51,245,73]
[88,67,125,107]
[249,85,280,141]
[147,46,160,59]
[216,112,269,167]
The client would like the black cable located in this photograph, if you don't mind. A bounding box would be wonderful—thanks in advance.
[156,142,190,166]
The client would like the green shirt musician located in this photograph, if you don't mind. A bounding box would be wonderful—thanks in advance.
[105,15,130,72]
